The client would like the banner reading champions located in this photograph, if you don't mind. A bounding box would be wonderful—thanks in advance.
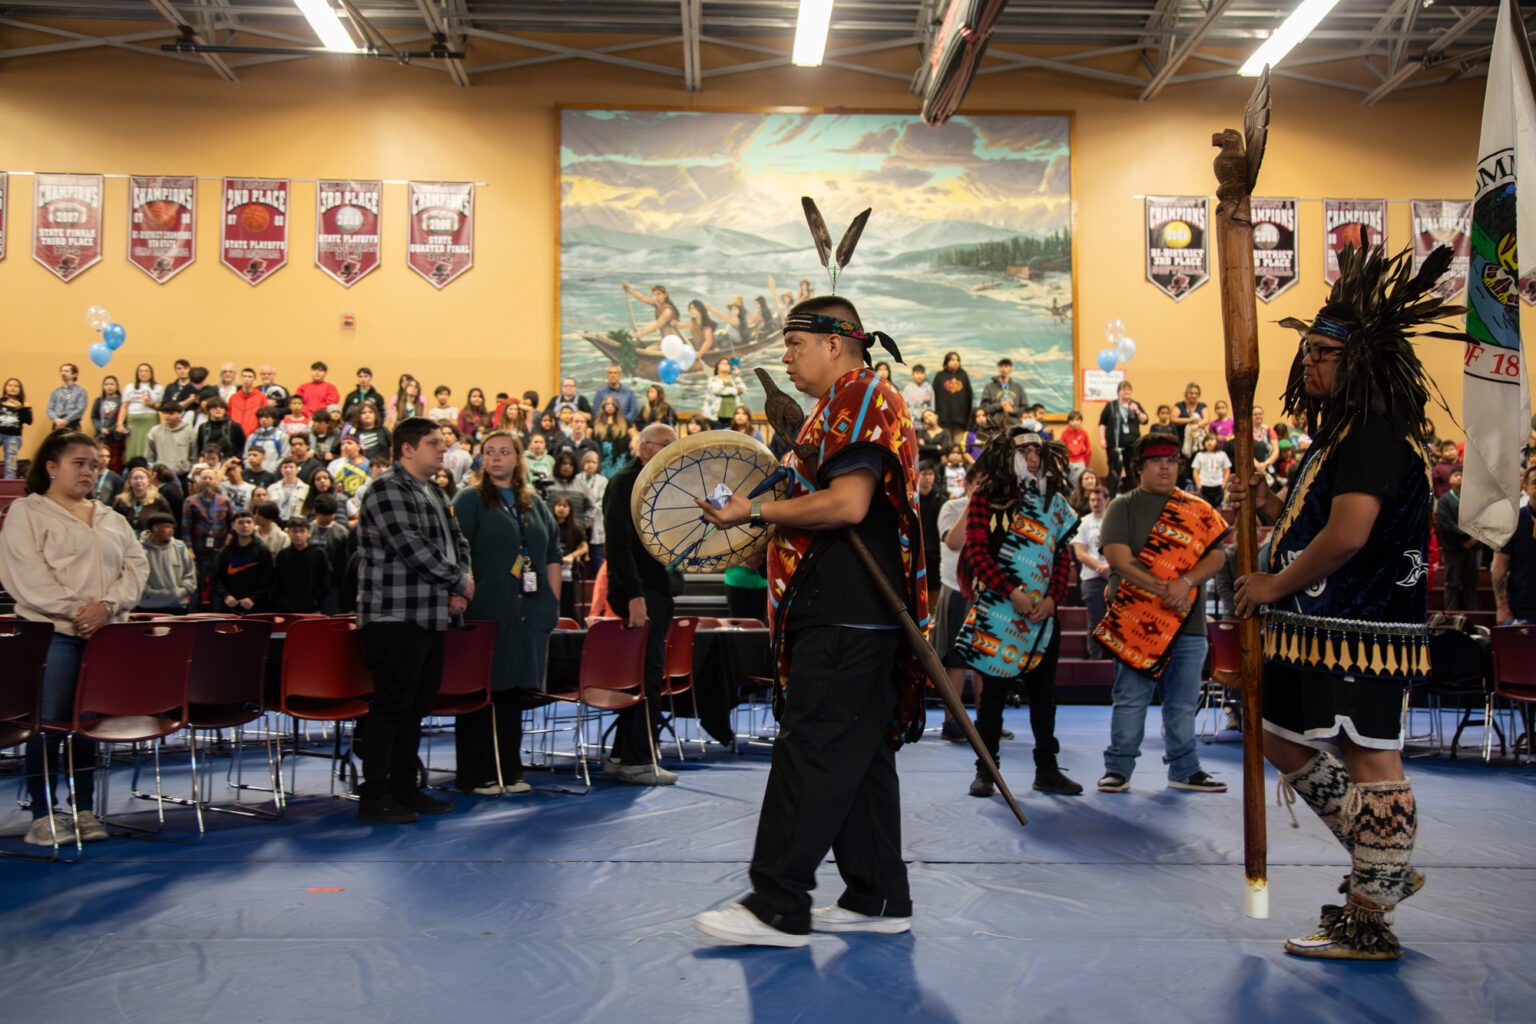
[1410,199,1472,299]
[221,177,289,285]
[315,179,381,287]
[1144,195,1208,301]
[1252,197,1299,302]
[128,175,196,283]
[33,172,103,282]
[407,181,474,288]
[1323,198,1387,284]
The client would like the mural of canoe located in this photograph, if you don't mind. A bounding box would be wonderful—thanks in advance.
[581,327,784,380]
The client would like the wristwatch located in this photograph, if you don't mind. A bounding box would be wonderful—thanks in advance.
[748,501,766,528]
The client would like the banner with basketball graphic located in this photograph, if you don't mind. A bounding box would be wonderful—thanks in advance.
[1144,195,1208,301]
[1252,197,1299,302]
[127,175,196,283]
[1410,199,1472,299]
[406,181,474,288]
[221,177,289,285]
[1323,198,1387,284]
[315,179,381,287]
[33,172,103,282]
[0,172,7,262]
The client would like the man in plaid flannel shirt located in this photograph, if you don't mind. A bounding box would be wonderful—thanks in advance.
[355,417,474,824]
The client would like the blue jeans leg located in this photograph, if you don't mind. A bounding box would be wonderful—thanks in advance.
[25,634,95,817]
[1,435,21,479]
[1104,661,1157,779]
[1157,634,1209,781]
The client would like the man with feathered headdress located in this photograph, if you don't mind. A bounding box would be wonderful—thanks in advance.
[1232,244,1467,961]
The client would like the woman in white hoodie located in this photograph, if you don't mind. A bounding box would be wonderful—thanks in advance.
[0,431,147,847]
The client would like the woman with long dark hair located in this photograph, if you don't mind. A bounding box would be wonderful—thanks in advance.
[933,351,974,444]
[687,300,716,361]
[641,385,677,427]
[450,430,561,795]
[0,431,147,846]
[457,387,494,445]
[119,362,162,463]
[92,375,126,472]
[593,396,634,478]
[0,377,31,479]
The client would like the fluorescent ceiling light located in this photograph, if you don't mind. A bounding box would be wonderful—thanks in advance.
[792,0,835,67]
[1239,0,1342,76]
[293,0,359,52]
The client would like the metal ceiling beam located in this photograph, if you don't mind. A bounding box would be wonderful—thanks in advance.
[146,0,236,78]
[463,26,681,76]
[977,46,1146,87]
[0,26,169,58]
[1139,0,1237,101]
[1362,7,1491,105]
[0,14,210,64]
[467,35,679,74]
[411,0,468,85]
[699,36,919,82]
[679,0,701,90]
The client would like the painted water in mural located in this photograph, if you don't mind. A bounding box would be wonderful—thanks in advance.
[559,110,1075,415]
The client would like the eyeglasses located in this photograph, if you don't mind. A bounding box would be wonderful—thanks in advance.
[1301,341,1345,362]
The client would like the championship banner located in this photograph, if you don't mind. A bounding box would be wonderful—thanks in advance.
[221,177,289,285]
[0,172,8,262]
[407,181,474,288]
[1323,198,1387,284]
[128,175,196,283]
[1252,197,1299,302]
[33,172,103,282]
[1460,0,1536,550]
[1144,195,1208,301]
[315,179,381,287]
[1411,199,1472,299]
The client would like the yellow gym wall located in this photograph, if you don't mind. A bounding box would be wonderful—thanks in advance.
[0,32,1503,464]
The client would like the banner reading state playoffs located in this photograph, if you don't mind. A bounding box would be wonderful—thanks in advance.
[33,172,103,282]
[1252,197,1298,302]
[1411,199,1472,299]
[221,177,289,286]
[407,181,474,288]
[128,175,196,283]
[1144,195,1209,300]
[315,179,381,287]
[1323,198,1387,284]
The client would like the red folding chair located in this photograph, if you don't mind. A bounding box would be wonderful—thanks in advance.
[0,619,59,860]
[660,617,704,759]
[716,618,766,629]
[1488,625,1536,764]
[55,622,200,844]
[1197,620,1244,742]
[423,621,500,788]
[277,617,373,798]
[575,619,651,787]
[556,617,583,632]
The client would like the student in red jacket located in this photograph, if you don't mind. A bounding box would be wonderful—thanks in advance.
[295,361,341,417]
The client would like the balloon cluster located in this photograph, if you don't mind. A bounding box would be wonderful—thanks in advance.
[1096,320,1136,374]
[656,333,698,386]
[85,305,128,367]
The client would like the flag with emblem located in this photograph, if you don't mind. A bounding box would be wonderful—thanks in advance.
[1461,0,1536,548]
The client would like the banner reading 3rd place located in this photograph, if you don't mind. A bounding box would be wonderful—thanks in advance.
[315,179,381,287]
[221,177,289,285]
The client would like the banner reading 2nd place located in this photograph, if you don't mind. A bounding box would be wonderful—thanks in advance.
[33,172,104,282]
[315,179,381,287]
[128,175,196,283]
[407,181,474,288]
[221,177,289,285]
[1144,195,1208,301]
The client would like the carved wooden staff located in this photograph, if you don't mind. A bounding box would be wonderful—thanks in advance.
[1211,68,1271,919]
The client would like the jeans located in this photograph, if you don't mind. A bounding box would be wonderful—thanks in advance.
[1103,632,1207,782]
[1081,575,1108,659]
[1,435,21,479]
[26,634,96,818]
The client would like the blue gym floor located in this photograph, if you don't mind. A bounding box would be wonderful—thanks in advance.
[1,707,1533,1024]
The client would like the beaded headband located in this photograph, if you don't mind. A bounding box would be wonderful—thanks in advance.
[782,311,904,365]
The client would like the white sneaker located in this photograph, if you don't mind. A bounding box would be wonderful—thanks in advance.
[471,782,504,796]
[502,780,532,795]
[22,814,74,847]
[811,905,912,934]
[693,903,809,947]
[610,763,678,786]
[73,810,109,841]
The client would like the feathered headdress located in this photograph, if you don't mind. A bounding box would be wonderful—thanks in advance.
[1277,244,1470,449]
[973,426,1071,510]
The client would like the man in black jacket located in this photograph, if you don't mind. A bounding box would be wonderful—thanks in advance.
[601,422,683,785]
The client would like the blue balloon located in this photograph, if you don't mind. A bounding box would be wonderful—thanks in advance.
[658,358,681,385]
[89,341,112,368]
[729,357,742,369]
[1096,348,1119,373]
[103,323,126,350]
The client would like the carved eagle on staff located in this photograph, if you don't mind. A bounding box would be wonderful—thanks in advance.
[1212,66,1271,215]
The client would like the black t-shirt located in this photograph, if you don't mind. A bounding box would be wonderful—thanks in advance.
[1501,504,1536,618]
[162,381,199,410]
[1329,416,1417,500]
[1099,400,1144,448]
[786,447,904,630]
[918,488,944,574]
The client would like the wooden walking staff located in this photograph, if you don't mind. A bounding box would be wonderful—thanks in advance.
[1211,67,1271,919]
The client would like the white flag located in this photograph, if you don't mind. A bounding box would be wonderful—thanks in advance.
[1461,0,1536,548]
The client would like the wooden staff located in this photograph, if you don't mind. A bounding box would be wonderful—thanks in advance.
[1211,68,1271,920]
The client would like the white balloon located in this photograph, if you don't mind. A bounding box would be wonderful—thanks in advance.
[1105,319,1126,342]
[660,334,686,361]
[676,344,698,372]
[1117,337,1137,363]
[86,305,111,331]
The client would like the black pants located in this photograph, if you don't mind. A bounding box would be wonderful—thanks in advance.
[725,584,768,621]
[742,626,910,934]
[975,626,1061,770]
[454,688,528,789]
[1441,541,1480,612]
[611,590,673,765]
[1200,485,1224,508]
[358,623,445,802]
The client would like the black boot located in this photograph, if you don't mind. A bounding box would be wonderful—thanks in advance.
[1033,757,1083,796]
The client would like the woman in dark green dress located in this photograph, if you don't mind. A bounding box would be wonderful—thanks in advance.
[451,430,562,794]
